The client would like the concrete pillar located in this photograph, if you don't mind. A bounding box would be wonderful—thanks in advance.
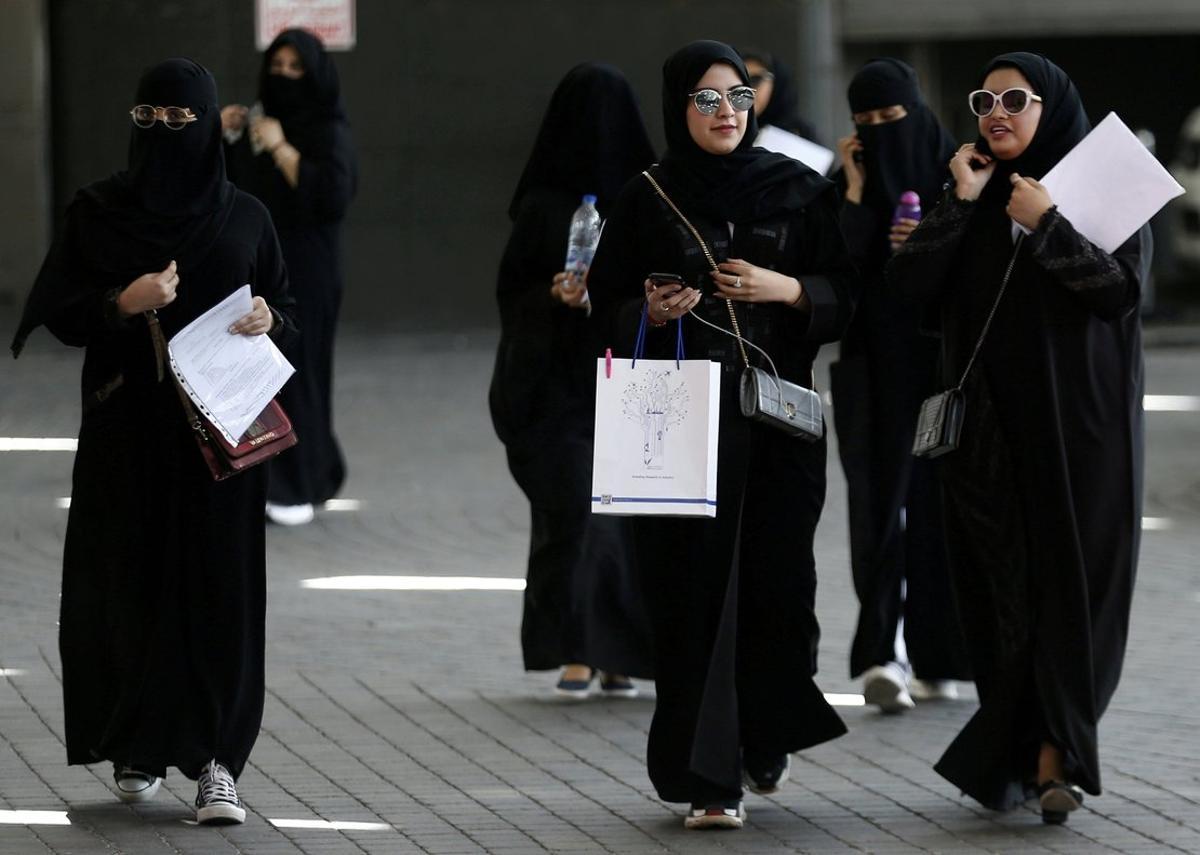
[796,0,843,146]
[0,0,50,307]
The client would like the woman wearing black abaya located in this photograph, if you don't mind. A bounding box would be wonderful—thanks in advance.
[11,59,296,825]
[223,28,357,526]
[488,62,656,696]
[887,53,1149,823]
[830,59,970,712]
[587,41,853,829]
[738,49,822,143]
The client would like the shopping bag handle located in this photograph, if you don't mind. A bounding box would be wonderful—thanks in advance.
[631,303,684,370]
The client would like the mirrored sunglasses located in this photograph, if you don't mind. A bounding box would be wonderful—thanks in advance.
[688,86,756,116]
[129,104,198,130]
[967,88,1043,118]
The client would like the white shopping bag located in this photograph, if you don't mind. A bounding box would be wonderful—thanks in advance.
[591,319,720,517]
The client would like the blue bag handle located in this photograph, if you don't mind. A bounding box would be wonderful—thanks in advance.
[631,303,685,370]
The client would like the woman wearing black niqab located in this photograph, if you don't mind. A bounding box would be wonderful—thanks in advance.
[829,59,970,711]
[887,52,1149,823]
[587,40,854,830]
[11,58,297,825]
[223,28,357,525]
[488,62,656,694]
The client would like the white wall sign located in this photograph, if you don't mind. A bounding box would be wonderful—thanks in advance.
[256,0,356,51]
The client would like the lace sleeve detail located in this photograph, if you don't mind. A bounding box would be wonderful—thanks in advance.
[892,190,975,259]
[1028,207,1125,291]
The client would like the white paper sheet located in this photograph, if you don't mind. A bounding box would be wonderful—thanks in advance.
[1014,112,1184,252]
[167,285,294,445]
[755,125,836,175]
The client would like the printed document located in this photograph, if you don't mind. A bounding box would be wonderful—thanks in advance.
[168,285,294,445]
[1015,112,1184,252]
[755,125,836,175]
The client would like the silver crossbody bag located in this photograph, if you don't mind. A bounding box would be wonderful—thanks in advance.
[642,171,823,441]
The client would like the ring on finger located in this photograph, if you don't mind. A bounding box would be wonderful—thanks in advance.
[733,276,742,289]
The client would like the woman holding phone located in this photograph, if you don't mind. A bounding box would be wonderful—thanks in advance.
[887,52,1150,823]
[588,40,855,829]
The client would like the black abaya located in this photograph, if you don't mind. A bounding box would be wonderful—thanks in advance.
[13,60,297,781]
[225,29,356,506]
[831,58,970,680]
[587,41,853,804]
[489,63,656,676]
[886,52,1149,807]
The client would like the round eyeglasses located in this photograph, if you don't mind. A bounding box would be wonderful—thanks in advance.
[967,88,1043,118]
[687,86,756,116]
[130,105,198,130]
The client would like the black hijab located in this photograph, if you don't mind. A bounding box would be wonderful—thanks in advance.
[738,49,819,140]
[259,28,348,154]
[508,62,655,220]
[847,58,957,218]
[657,40,830,223]
[12,58,235,356]
[974,52,1091,202]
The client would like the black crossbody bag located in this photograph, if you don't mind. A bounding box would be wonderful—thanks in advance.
[912,234,1024,458]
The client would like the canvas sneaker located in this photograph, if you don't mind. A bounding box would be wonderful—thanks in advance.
[684,799,746,830]
[195,758,246,825]
[112,764,161,803]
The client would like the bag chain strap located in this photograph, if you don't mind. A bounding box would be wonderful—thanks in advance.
[953,234,1025,392]
[642,170,750,368]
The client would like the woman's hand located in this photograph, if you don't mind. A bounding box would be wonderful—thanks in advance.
[949,143,996,201]
[837,134,865,203]
[221,104,248,132]
[229,296,274,336]
[116,260,179,316]
[251,116,285,152]
[712,259,802,305]
[889,217,920,250]
[550,271,589,309]
[1006,173,1054,230]
[643,278,701,324]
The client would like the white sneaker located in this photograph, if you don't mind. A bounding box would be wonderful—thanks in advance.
[265,502,315,526]
[112,765,161,803]
[195,759,246,825]
[684,800,746,830]
[909,678,959,701]
[863,662,915,713]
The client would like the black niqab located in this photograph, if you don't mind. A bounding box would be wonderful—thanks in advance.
[12,58,235,357]
[847,58,957,218]
[974,52,1091,199]
[657,40,830,222]
[259,29,348,155]
[508,62,655,220]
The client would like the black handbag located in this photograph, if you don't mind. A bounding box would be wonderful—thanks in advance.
[641,170,823,441]
[912,235,1024,458]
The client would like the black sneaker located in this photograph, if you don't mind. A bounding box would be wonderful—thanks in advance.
[743,751,791,795]
[195,758,246,825]
[684,799,746,829]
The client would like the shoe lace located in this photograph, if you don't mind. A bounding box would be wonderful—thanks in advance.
[199,759,238,804]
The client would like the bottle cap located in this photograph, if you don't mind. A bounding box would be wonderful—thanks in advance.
[582,194,597,205]
[899,190,920,206]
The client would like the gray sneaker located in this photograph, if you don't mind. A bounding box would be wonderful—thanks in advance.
[195,758,246,825]
[112,764,161,803]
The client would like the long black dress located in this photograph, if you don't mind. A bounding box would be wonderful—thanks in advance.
[831,59,970,681]
[225,28,356,507]
[11,60,297,781]
[886,53,1149,809]
[587,42,853,805]
[488,63,655,676]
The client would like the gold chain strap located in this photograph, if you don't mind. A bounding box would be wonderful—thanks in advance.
[642,170,750,367]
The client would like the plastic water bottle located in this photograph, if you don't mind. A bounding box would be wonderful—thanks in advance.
[893,190,922,224]
[564,194,601,288]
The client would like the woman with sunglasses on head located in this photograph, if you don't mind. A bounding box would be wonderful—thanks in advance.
[830,59,970,713]
[489,62,656,700]
[588,40,854,830]
[12,59,296,825]
[887,53,1150,823]
[222,28,357,527]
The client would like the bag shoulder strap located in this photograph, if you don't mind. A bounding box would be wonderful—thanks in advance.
[953,234,1025,392]
[641,170,750,367]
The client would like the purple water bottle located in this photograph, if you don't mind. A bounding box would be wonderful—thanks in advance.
[893,190,922,224]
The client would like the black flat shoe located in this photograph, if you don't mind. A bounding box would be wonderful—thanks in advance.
[1038,780,1084,824]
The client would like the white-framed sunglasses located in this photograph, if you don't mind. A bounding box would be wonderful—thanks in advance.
[967,88,1043,118]
[687,86,756,116]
